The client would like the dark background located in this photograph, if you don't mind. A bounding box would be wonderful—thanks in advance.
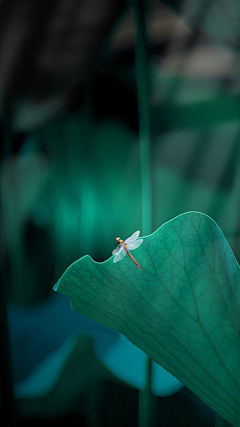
[1,0,239,425]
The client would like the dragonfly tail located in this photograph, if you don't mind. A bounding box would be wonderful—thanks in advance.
[127,250,142,270]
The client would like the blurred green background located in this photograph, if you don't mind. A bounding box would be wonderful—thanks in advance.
[1,0,239,426]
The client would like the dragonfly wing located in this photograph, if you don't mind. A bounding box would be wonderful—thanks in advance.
[124,230,140,245]
[112,242,124,255]
[113,246,127,263]
[112,246,120,255]
[127,238,143,251]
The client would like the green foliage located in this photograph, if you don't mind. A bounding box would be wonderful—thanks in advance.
[55,211,240,426]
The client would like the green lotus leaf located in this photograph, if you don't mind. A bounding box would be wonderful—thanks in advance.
[54,211,240,426]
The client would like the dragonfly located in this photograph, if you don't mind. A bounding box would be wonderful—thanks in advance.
[112,230,143,270]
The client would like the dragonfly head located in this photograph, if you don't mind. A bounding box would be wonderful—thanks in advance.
[115,237,121,245]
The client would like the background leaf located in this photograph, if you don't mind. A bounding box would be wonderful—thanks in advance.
[55,211,240,426]
[0,0,127,131]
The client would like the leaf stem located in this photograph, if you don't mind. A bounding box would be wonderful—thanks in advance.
[138,356,153,427]
[132,0,153,426]
[133,0,152,236]
[1,106,17,425]
[226,131,240,248]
